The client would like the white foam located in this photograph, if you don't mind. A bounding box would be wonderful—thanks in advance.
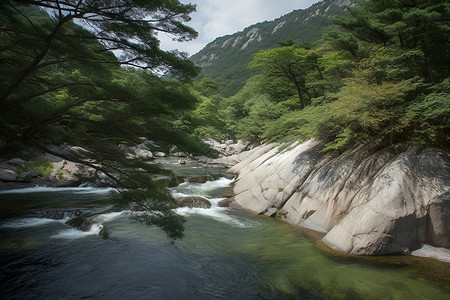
[0,217,67,229]
[175,205,260,229]
[0,186,115,194]
[171,177,233,198]
[95,211,125,223]
[51,223,103,239]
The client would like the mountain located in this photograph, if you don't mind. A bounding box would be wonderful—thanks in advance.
[190,0,353,96]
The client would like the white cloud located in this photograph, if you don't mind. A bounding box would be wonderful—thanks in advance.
[159,0,320,55]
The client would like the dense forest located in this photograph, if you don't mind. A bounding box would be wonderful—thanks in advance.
[1,0,449,238]
[190,0,449,151]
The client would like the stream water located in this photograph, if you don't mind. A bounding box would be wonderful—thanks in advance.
[0,158,449,299]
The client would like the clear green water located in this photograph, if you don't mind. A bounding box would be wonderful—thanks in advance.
[0,158,449,299]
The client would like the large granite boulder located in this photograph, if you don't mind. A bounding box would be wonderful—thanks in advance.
[230,140,450,255]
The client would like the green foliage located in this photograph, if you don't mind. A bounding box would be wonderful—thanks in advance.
[193,78,219,98]
[335,0,450,81]
[0,1,205,239]
[190,0,349,96]
[263,105,327,142]
[22,159,53,177]
[405,79,450,145]
[251,46,313,109]
[211,0,449,151]
[57,169,64,180]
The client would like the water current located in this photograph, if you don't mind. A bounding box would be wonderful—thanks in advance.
[0,158,449,299]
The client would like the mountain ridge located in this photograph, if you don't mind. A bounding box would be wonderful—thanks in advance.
[190,0,353,96]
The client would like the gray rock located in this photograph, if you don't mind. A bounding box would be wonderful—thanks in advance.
[0,168,18,181]
[7,158,25,167]
[127,147,153,159]
[137,143,150,151]
[154,152,167,157]
[229,140,450,256]
[172,152,188,157]
[203,138,252,156]
[177,196,212,209]
[19,171,40,183]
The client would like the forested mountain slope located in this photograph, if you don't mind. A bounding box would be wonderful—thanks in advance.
[190,0,352,96]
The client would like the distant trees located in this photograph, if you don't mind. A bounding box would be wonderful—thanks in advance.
[203,0,449,149]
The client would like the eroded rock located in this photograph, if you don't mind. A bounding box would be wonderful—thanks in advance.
[229,140,450,256]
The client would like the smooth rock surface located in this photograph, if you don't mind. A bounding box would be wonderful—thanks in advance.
[229,140,450,256]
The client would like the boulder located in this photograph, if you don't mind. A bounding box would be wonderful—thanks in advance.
[154,152,167,157]
[65,216,109,240]
[177,196,212,209]
[218,198,233,207]
[7,158,25,167]
[224,140,251,156]
[172,152,188,157]
[0,168,17,181]
[19,171,40,183]
[230,140,450,256]
[203,138,253,156]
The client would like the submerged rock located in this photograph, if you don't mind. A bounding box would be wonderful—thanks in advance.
[65,216,109,240]
[230,140,450,256]
[177,196,212,209]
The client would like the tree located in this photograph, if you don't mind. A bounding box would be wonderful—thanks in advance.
[250,45,317,109]
[0,1,204,239]
[0,0,199,104]
[194,77,219,98]
[335,0,450,81]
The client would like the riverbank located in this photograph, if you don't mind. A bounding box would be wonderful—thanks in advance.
[215,140,450,262]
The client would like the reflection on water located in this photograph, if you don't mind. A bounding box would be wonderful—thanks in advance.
[0,162,449,299]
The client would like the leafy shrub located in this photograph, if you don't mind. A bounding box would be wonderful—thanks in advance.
[23,159,53,177]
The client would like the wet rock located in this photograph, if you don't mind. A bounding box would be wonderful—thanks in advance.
[42,209,82,220]
[177,196,211,209]
[65,216,109,240]
[264,207,278,217]
[218,198,233,207]
[66,216,92,231]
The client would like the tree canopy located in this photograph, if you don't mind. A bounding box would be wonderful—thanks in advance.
[0,1,206,239]
[194,0,449,149]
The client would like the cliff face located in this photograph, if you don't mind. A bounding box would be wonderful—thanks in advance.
[229,140,450,255]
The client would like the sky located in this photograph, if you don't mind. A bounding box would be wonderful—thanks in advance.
[159,0,321,56]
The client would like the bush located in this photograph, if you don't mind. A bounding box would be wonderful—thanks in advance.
[22,159,53,177]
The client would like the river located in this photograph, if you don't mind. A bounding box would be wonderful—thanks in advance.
[0,158,449,299]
